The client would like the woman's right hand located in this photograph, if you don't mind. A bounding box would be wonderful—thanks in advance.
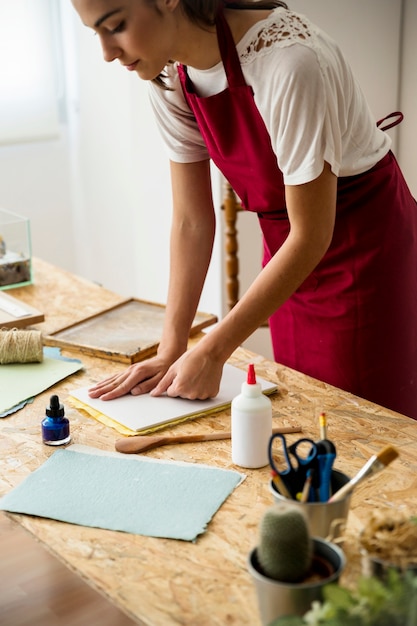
[87,352,178,400]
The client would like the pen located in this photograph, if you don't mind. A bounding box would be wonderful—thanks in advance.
[319,412,327,440]
[299,468,314,503]
[271,470,293,499]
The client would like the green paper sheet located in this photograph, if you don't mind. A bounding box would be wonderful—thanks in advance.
[0,356,83,414]
[0,445,245,541]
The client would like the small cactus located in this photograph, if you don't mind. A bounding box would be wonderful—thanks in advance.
[257,502,313,582]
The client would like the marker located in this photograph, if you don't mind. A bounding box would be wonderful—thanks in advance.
[316,440,336,502]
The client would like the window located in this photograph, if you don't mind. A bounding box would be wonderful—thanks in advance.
[0,0,62,145]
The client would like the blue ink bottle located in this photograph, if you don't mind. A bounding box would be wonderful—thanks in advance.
[42,394,71,446]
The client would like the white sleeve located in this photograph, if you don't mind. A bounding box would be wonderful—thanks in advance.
[253,39,389,184]
[257,43,335,185]
[147,67,210,163]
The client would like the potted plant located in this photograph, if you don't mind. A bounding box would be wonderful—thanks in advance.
[270,510,417,626]
[247,502,345,625]
[269,568,417,625]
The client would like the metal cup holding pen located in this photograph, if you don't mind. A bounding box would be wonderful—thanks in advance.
[269,469,351,539]
[268,432,351,539]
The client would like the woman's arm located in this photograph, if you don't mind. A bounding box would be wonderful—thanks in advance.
[157,159,216,360]
[151,161,337,399]
[88,159,216,399]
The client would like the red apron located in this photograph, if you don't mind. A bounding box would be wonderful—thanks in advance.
[178,9,417,419]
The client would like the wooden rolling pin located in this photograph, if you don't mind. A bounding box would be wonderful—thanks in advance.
[115,425,302,454]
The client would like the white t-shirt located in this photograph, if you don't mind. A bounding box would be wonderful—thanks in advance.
[148,8,391,185]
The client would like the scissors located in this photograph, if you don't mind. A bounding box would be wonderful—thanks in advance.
[268,433,318,499]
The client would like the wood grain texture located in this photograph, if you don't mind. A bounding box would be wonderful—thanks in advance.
[0,512,137,626]
[1,258,416,626]
[0,291,44,329]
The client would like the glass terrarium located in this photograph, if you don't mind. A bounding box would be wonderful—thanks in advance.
[0,209,32,289]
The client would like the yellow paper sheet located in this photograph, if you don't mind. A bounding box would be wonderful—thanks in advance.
[68,395,237,436]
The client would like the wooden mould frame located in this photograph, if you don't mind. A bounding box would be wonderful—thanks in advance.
[43,298,217,364]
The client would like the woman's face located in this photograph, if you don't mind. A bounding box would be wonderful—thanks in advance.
[71,0,180,80]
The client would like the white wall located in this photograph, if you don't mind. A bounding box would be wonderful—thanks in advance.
[0,6,77,272]
[68,17,156,296]
[0,133,76,272]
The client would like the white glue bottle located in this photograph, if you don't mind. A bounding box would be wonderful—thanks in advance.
[231,363,272,468]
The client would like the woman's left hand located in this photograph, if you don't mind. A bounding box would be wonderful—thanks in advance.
[150,346,224,400]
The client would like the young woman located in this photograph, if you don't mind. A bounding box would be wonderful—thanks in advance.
[72,0,417,419]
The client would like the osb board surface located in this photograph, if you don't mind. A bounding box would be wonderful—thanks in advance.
[43,299,217,363]
[0,290,44,329]
[2,260,417,626]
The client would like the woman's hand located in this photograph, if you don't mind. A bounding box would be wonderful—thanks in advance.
[88,345,224,401]
[150,346,224,400]
[88,353,176,400]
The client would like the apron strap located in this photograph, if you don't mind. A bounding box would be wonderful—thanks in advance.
[377,111,404,131]
[178,6,248,94]
[215,6,248,88]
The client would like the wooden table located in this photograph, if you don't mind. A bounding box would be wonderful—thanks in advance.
[1,259,416,626]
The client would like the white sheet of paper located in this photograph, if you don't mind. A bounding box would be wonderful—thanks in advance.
[69,363,277,432]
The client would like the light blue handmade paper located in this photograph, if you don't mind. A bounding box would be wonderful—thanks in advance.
[0,447,244,541]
